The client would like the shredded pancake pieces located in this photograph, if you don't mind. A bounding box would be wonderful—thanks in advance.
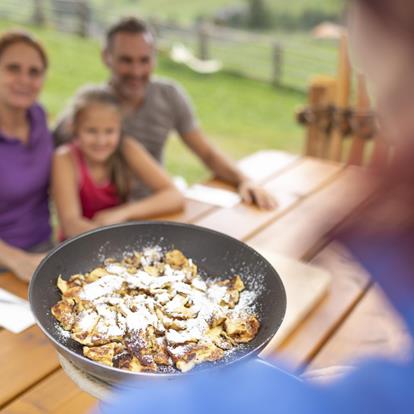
[51,247,260,373]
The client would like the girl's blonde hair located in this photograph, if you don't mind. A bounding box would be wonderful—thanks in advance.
[70,85,129,201]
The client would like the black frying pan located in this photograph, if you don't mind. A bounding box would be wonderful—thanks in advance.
[29,222,286,386]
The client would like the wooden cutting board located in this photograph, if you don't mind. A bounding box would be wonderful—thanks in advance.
[255,249,332,357]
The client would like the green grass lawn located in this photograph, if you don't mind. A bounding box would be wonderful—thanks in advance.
[0,20,307,183]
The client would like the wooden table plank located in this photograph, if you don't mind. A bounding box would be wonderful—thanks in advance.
[194,158,343,240]
[0,370,96,414]
[306,285,413,371]
[0,326,60,409]
[262,157,343,197]
[157,199,214,223]
[262,243,371,371]
[0,273,28,300]
[237,150,300,182]
[249,166,378,260]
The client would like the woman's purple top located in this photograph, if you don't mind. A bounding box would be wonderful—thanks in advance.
[0,103,52,249]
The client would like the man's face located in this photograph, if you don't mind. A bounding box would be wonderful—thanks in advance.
[103,32,156,102]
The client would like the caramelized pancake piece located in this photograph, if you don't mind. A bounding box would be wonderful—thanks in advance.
[165,250,187,268]
[62,285,82,299]
[207,308,226,328]
[165,248,199,280]
[51,299,75,330]
[206,326,234,350]
[70,310,100,345]
[170,342,225,372]
[83,342,116,367]
[85,268,107,283]
[224,314,260,343]
[57,276,68,294]
[218,275,245,308]
[113,350,133,370]
[127,356,158,373]
[125,327,159,371]
[218,275,244,292]
[123,252,142,268]
[144,265,163,277]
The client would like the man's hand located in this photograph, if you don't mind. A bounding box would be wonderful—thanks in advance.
[238,181,278,210]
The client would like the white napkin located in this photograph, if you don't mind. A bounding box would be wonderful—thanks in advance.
[273,191,299,210]
[0,288,35,334]
[185,184,242,208]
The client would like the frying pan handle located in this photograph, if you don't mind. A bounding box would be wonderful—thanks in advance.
[253,357,303,382]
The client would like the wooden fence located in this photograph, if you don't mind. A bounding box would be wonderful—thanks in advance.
[0,0,338,92]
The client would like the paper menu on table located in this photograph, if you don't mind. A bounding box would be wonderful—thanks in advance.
[185,183,298,210]
[0,288,35,334]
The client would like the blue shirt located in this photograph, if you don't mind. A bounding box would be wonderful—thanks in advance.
[99,222,414,414]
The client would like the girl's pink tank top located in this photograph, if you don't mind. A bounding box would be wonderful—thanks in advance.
[70,143,121,219]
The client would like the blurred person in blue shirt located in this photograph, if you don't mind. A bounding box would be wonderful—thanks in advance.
[99,1,414,412]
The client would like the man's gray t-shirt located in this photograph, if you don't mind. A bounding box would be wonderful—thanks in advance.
[122,78,197,164]
[53,78,198,198]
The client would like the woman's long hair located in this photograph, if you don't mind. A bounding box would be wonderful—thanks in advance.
[70,85,129,201]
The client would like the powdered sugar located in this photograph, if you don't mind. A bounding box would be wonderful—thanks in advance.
[125,303,158,331]
[76,310,99,331]
[79,275,124,301]
[53,246,261,373]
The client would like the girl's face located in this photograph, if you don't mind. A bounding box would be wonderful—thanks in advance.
[0,42,46,110]
[75,103,122,164]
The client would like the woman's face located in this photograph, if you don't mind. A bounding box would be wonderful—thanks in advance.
[348,2,414,144]
[75,103,122,165]
[0,42,46,110]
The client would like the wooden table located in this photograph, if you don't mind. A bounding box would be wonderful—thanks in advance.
[0,150,412,413]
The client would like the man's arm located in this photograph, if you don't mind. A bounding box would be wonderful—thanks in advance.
[181,128,277,209]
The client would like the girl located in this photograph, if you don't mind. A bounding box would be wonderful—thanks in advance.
[0,30,53,282]
[52,85,184,239]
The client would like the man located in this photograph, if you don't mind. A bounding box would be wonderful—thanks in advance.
[55,17,276,209]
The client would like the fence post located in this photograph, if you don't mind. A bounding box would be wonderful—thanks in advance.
[272,42,283,87]
[197,22,210,61]
[77,0,91,37]
[32,0,46,26]
[148,17,161,38]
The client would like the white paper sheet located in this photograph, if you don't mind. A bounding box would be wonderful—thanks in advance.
[0,288,35,334]
[185,184,242,208]
[274,191,299,210]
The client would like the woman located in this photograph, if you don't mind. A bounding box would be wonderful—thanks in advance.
[0,30,53,282]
